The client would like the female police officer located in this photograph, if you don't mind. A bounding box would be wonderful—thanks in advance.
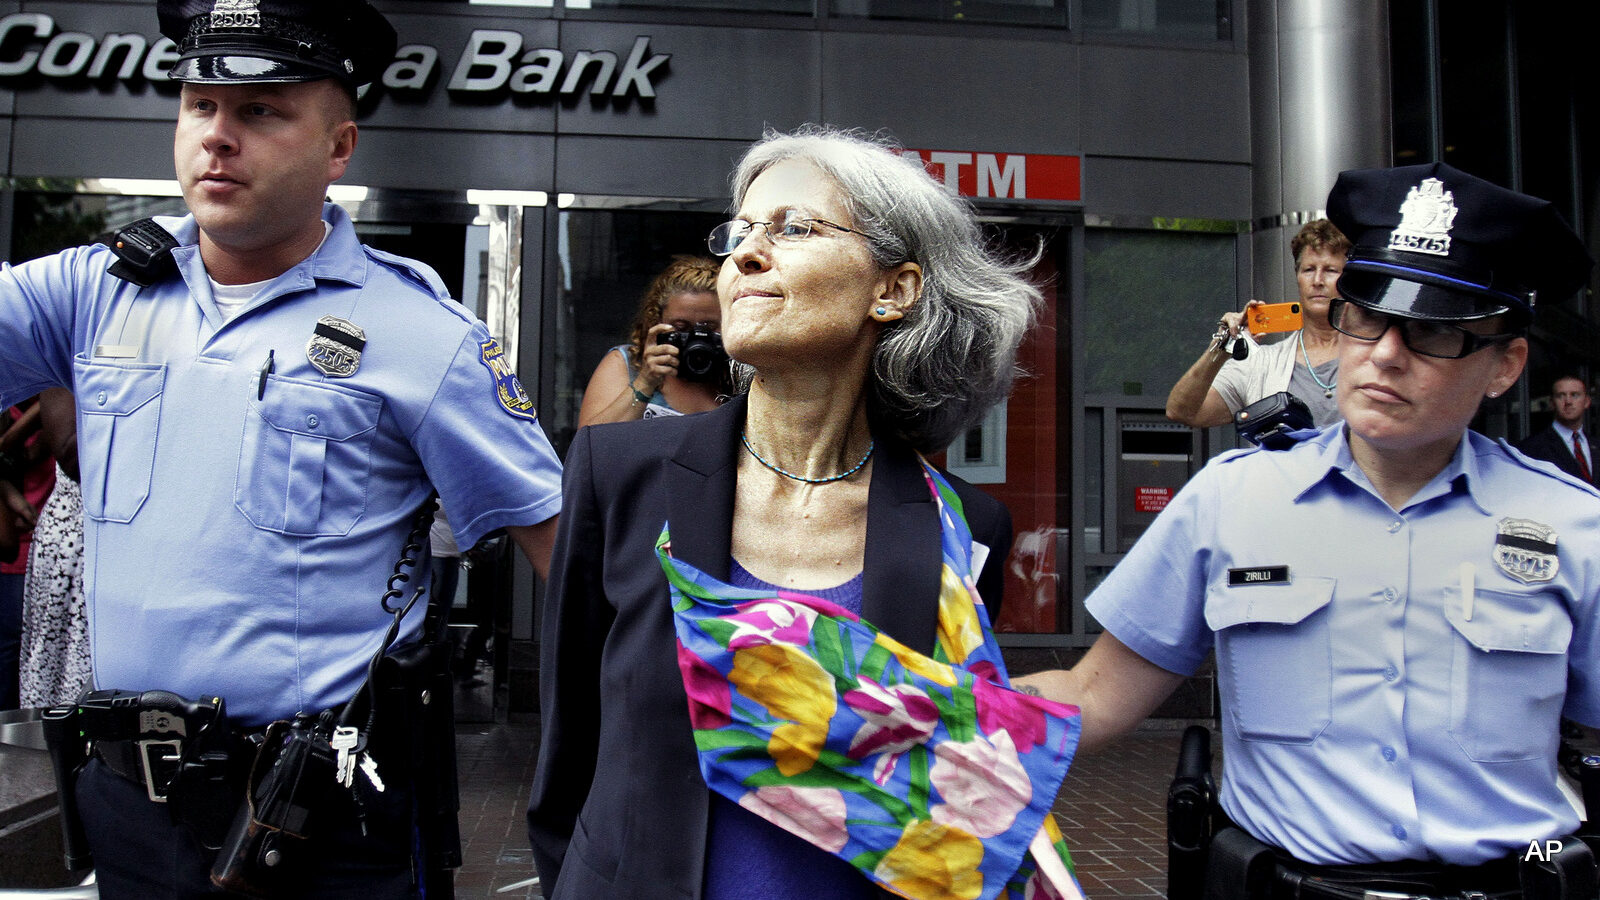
[1021,162,1599,896]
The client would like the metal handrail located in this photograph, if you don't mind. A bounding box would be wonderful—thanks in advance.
[0,874,96,898]
[0,711,94,897]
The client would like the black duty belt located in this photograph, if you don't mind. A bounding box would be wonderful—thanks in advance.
[94,728,262,803]
[1269,855,1522,900]
[1206,822,1534,900]
[95,737,185,802]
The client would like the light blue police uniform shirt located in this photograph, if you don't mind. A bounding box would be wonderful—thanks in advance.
[1088,424,1600,866]
[0,205,564,726]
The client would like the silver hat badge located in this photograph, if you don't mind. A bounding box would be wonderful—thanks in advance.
[208,0,262,29]
[1389,177,1459,257]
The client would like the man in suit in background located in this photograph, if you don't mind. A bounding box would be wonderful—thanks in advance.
[1519,374,1597,485]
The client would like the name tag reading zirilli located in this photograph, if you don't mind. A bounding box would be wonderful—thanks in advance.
[1228,566,1290,586]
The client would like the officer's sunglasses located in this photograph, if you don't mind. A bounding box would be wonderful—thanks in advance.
[1328,299,1519,360]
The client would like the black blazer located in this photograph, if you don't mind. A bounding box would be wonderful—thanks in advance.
[1517,425,1599,485]
[526,395,1013,900]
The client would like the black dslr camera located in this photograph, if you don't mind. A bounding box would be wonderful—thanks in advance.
[658,327,728,383]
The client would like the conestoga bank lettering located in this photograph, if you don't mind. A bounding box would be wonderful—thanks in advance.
[0,13,669,100]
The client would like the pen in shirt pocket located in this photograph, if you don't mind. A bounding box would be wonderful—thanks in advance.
[257,349,275,400]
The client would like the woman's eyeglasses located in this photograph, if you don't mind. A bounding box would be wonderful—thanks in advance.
[707,212,858,257]
[1329,299,1518,360]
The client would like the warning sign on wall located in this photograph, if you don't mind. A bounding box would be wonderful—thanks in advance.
[1134,486,1172,513]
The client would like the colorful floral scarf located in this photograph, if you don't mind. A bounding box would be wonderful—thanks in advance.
[658,460,1085,900]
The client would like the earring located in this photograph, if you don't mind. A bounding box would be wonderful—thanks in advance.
[1487,391,1499,398]
[871,303,904,323]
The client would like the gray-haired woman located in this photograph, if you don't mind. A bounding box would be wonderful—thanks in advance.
[529,126,1081,900]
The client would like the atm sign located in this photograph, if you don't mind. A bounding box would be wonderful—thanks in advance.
[1134,487,1172,513]
[903,149,1082,202]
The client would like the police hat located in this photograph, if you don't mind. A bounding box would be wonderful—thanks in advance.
[158,0,397,92]
[1326,162,1592,325]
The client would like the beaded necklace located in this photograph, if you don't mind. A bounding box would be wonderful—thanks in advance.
[741,431,875,484]
[1299,328,1337,398]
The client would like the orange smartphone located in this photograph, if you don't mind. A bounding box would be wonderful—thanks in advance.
[1246,301,1303,335]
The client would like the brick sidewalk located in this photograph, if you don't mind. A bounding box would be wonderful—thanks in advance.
[1055,730,1186,898]
[453,721,1193,899]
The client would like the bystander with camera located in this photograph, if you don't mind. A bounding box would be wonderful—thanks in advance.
[1166,219,1349,429]
[577,255,730,426]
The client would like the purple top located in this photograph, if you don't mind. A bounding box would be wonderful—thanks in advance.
[701,561,879,900]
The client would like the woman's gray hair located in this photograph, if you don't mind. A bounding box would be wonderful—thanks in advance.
[727,125,1042,451]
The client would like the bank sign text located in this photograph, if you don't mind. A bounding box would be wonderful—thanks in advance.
[0,13,669,101]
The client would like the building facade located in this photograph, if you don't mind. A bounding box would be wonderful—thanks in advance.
[1,0,1592,714]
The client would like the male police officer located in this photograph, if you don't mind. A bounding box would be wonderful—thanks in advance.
[0,0,563,896]
[1020,163,1599,897]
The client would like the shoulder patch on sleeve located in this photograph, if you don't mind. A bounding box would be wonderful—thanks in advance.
[479,338,538,421]
[363,246,451,300]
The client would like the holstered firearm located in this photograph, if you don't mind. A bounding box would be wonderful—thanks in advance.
[376,504,463,892]
[210,713,337,897]
[1519,837,1598,900]
[376,637,461,896]
[1577,751,1600,846]
[1167,724,1217,900]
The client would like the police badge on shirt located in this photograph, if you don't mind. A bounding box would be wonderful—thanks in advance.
[1493,517,1559,584]
[307,316,366,377]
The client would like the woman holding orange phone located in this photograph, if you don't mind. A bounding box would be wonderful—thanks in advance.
[1166,219,1348,429]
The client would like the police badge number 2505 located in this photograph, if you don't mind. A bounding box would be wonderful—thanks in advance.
[307,316,367,378]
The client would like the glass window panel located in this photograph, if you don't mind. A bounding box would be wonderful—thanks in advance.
[1083,566,1116,633]
[576,0,812,13]
[1438,0,1511,187]
[1388,0,1437,165]
[9,184,109,263]
[831,0,1067,27]
[546,207,724,456]
[975,225,1068,636]
[1515,9,1580,228]
[6,184,188,263]
[1082,228,1236,399]
[1080,0,1230,40]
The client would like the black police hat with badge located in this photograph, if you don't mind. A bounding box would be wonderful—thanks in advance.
[1326,162,1592,329]
[158,0,397,93]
